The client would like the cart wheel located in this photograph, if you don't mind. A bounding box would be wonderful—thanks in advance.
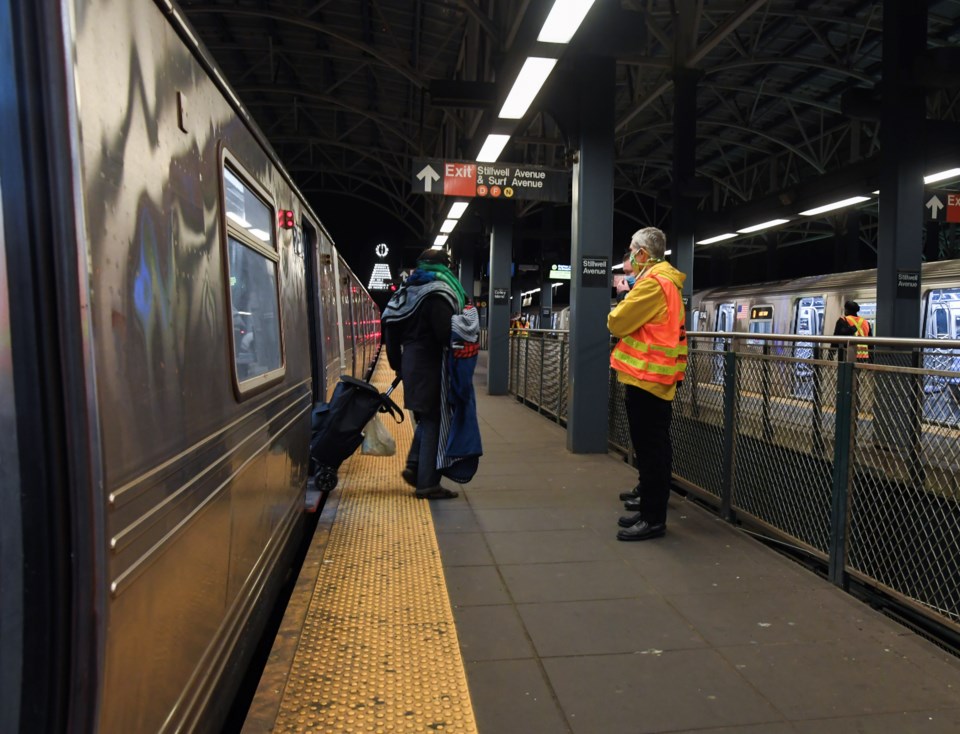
[317,466,339,492]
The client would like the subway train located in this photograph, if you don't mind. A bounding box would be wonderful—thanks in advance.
[2,2,379,732]
[690,258,960,347]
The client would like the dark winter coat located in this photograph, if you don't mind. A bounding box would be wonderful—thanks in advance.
[383,291,454,416]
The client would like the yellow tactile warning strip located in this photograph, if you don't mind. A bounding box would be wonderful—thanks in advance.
[272,359,477,733]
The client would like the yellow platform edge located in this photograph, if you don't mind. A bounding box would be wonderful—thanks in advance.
[243,358,478,733]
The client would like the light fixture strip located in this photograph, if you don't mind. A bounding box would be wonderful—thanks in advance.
[696,233,737,245]
[439,219,457,234]
[798,196,872,217]
[924,168,960,184]
[499,57,558,119]
[433,235,448,246]
[476,134,511,163]
[448,202,469,219]
[538,0,598,43]
[736,219,790,234]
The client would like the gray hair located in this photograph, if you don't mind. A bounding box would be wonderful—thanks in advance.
[630,227,667,260]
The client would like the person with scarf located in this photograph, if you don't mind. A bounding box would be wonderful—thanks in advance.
[381,248,467,499]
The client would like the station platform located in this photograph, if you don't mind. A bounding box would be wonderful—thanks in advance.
[243,356,960,734]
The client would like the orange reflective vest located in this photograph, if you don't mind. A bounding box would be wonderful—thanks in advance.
[610,274,687,385]
[845,315,870,360]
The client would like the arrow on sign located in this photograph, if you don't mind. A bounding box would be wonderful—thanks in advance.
[416,164,440,192]
[926,195,944,220]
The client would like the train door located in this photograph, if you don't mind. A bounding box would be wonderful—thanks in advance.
[792,296,824,394]
[713,302,735,383]
[302,219,326,403]
[922,288,960,402]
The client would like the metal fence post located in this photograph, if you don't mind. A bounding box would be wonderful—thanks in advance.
[812,344,824,458]
[761,341,772,442]
[557,337,566,424]
[828,359,855,587]
[720,350,738,522]
[539,332,546,413]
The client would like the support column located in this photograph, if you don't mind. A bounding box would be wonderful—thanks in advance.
[539,275,553,328]
[457,240,476,300]
[487,209,512,394]
[567,56,614,454]
[877,0,926,338]
[671,67,698,318]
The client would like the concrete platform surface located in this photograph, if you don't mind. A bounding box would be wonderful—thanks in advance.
[432,368,960,733]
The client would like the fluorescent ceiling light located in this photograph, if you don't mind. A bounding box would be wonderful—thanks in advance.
[476,134,510,162]
[433,235,448,246]
[447,202,469,219]
[439,219,457,234]
[522,287,542,296]
[872,190,880,195]
[499,57,557,119]
[538,0,598,43]
[697,233,737,245]
[736,219,790,234]
[611,262,624,271]
[664,249,672,256]
[924,168,960,184]
[799,196,872,217]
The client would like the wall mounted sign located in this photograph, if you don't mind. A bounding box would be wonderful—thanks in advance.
[580,256,608,288]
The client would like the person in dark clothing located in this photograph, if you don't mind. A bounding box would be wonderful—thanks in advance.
[833,300,871,361]
[381,248,466,499]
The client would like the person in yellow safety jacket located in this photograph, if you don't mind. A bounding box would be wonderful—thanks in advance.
[607,226,687,542]
[833,300,871,361]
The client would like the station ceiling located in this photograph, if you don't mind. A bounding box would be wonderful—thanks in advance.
[179,0,960,265]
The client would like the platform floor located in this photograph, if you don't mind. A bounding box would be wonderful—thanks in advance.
[245,356,960,734]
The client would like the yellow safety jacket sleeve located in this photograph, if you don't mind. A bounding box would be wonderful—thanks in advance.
[607,278,667,337]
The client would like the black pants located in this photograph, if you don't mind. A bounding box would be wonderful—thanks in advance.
[407,409,442,490]
[624,384,673,525]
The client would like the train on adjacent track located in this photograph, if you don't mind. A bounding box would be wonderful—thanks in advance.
[2,1,379,732]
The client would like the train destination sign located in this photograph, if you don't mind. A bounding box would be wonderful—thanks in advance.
[412,158,569,202]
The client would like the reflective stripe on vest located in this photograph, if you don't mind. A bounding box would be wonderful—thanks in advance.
[845,315,869,359]
[610,273,687,385]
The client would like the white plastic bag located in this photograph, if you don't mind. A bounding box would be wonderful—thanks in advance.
[361,414,396,456]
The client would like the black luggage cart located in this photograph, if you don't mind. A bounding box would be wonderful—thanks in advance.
[309,375,403,492]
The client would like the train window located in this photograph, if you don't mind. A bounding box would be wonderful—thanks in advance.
[792,296,824,336]
[924,288,960,339]
[691,309,708,331]
[747,304,774,345]
[221,157,285,394]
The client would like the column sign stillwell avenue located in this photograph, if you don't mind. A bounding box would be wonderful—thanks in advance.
[412,158,569,203]
[581,257,608,287]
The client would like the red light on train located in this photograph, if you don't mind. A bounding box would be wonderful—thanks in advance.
[278,209,295,229]
[389,284,397,292]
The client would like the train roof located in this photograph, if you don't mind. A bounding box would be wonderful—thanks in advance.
[696,258,960,300]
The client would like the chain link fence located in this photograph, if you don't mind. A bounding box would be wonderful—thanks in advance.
[507,329,960,636]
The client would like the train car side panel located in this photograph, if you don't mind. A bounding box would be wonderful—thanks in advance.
[73,0,310,730]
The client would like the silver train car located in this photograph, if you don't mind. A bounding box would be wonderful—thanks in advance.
[691,259,960,350]
[1,1,379,732]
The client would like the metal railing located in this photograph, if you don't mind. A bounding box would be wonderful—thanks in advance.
[508,328,960,637]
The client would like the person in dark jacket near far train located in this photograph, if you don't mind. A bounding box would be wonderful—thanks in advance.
[381,247,466,499]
